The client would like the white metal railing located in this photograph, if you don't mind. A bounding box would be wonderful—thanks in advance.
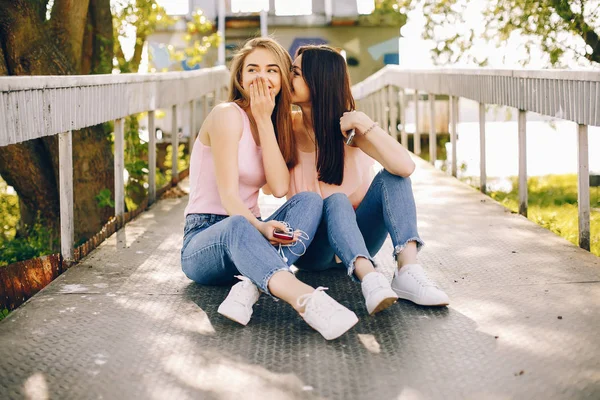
[0,67,229,262]
[352,66,600,252]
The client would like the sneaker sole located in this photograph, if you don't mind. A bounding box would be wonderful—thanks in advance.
[217,307,250,326]
[323,314,359,340]
[393,289,449,307]
[369,296,398,315]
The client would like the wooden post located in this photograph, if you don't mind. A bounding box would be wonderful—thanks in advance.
[58,130,74,263]
[577,124,590,251]
[114,118,125,217]
[171,104,179,184]
[450,96,458,177]
[148,110,156,205]
[429,93,436,164]
[414,90,421,155]
[388,86,398,140]
[479,103,487,193]
[518,109,528,217]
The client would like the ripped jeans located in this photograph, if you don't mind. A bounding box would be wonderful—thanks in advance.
[180,192,323,296]
[294,170,424,280]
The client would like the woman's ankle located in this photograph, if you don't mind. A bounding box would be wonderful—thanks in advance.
[396,241,418,270]
[354,257,376,281]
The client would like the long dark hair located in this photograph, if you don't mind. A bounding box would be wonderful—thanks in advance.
[297,45,355,185]
[229,38,297,168]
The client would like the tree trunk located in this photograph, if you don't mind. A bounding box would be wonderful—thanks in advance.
[0,43,8,75]
[0,0,116,248]
[51,0,91,73]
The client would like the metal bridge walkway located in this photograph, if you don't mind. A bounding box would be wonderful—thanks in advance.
[1,157,598,400]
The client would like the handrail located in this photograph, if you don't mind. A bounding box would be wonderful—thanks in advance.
[352,66,599,252]
[0,67,229,147]
[352,65,600,126]
[0,67,230,262]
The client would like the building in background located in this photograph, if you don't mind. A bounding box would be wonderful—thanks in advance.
[147,0,405,139]
[150,0,404,83]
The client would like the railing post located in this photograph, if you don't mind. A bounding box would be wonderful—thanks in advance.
[450,96,458,177]
[114,118,125,218]
[479,102,487,193]
[400,89,408,147]
[58,130,74,264]
[188,100,196,154]
[222,86,228,103]
[171,104,179,184]
[380,87,388,131]
[414,90,421,155]
[577,124,590,251]
[374,91,381,125]
[429,93,436,164]
[518,109,528,217]
[388,86,398,140]
[202,94,209,127]
[148,110,156,205]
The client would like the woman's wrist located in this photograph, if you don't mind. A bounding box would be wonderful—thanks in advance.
[251,219,264,230]
[255,115,273,127]
[355,114,375,134]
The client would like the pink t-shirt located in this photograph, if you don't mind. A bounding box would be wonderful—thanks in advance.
[288,146,375,209]
[184,102,266,217]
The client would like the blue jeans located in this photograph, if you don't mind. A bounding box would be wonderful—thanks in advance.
[181,192,323,295]
[295,170,424,279]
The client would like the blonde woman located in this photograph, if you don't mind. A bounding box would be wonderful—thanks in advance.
[181,38,358,340]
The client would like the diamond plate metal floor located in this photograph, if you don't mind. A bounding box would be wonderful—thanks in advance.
[1,157,599,400]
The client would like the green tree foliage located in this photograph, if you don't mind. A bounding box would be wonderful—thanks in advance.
[415,0,600,66]
[112,0,175,73]
[170,9,221,69]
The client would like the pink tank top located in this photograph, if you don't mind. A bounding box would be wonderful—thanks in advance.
[185,102,266,217]
[288,146,375,209]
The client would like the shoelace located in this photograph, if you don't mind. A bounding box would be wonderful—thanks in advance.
[297,286,328,308]
[231,275,255,304]
[297,287,341,319]
[408,269,437,288]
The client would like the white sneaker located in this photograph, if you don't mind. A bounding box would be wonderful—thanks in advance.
[297,287,359,340]
[391,264,449,306]
[217,275,260,325]
[361,272,399,315]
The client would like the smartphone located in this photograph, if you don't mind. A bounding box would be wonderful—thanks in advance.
[273,229,294,240]
[345,129,356,145]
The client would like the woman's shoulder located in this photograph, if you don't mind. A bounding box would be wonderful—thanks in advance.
[210,102,244,120]
[206,103,245,139]
[209,102,244,126]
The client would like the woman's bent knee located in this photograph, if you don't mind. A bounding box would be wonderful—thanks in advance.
[293,191,323,208]
[324,192,352,210]
[379,169,412,186]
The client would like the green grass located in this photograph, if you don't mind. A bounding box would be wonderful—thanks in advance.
[488,174,600,257]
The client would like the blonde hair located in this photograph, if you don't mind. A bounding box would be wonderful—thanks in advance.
[229,37,296,168]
